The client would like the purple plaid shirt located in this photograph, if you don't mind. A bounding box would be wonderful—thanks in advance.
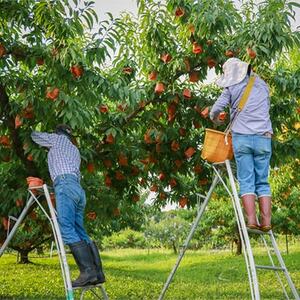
[31,131,81,182]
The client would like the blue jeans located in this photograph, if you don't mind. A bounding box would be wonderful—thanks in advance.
[53,174,91,245]
[232,134,272,198]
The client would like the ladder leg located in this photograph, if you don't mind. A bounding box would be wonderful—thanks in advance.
[224,160,260,300]
[259,234,289,299]
[50,241,54,258]
[43,184,74,300]
[212,164,256,300]
[0,195,35,257]
[80,289,86,300]
[158,175,219,300]
[268,233,300,299]
[29,189,70,296]
[100,285,109,300]
[0,186,78,300]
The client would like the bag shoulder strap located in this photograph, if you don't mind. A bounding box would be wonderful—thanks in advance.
[238,76,256,111]
[224,76,256,134]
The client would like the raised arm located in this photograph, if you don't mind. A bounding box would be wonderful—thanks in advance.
[31,131,56,148]
[210,88,231,121]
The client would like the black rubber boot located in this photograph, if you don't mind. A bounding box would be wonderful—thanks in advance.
[69,240,98,288]
[89,240,106,283]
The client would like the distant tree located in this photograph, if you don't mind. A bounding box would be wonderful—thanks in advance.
[145,211,190,253]
[102,228,147,249]
[175,195,241,254]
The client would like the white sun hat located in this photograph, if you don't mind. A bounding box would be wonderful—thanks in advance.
[216,58,250,88]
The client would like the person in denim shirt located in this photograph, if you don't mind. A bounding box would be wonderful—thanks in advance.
[31,124,105,287]
[210,58,272,232]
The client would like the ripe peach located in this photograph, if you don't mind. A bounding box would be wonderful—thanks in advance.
[155,82,165,94]
[148,71,157,81]
[192,42,203,54]
[160,53,172,63]
[247,47,256,59]
[71,65,84,78]
[175,7,185,17]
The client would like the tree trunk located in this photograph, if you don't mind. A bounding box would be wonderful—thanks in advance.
[172,241,177,254]
[18,250,31,264]
[285,234,289,255]
[231,239,234,254]
[234,230,242,255]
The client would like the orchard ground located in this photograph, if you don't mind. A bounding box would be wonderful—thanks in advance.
[0,244,299,300]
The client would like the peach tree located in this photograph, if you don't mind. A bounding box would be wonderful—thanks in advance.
[101,0,299,209]
[0,0,299,257]
[0,0,121,259]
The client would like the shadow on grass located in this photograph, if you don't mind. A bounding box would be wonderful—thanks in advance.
[106,253,247,285]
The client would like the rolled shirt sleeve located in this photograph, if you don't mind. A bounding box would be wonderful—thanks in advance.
[31,131,56,148]
[210,88,231,120]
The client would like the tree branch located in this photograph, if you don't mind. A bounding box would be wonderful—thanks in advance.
[0,84,39,176]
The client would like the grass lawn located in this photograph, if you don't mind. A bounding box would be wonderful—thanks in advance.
[0,245,299,300]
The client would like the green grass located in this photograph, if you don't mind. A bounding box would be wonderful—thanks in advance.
[0,246,299,300]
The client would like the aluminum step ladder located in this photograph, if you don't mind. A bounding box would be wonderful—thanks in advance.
[158,159,299,300]
[247,227,299,299]
[0,184,109,300]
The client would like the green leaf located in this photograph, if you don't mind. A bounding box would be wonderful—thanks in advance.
[89,8,99,23]
[259,45,270,55]
[289,2,300,9]
[106,12,114,21]
[82,13,92,29]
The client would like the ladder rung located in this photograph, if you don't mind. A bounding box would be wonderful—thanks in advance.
[255,265,286,271]
[73,283,104,290]
[247,228,271,235]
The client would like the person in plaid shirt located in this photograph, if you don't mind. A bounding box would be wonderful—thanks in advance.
[31,124,105,287]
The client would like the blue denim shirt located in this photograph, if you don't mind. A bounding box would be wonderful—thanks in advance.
[210,75,273,135]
